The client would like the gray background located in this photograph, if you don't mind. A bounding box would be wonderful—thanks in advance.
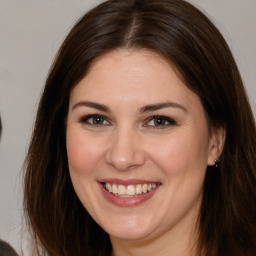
[0,0,255,254]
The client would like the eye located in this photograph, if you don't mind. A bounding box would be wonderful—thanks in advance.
[80,114,110,126]
[145,116,176,128]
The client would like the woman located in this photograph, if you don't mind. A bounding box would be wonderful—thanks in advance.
[23,0,256,255]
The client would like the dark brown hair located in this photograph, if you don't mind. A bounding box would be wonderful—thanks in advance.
[23,0,256,255]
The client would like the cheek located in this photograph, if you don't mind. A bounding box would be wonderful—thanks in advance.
[66,128,101,177]
[66,128,104,212]
[148,128,210,175]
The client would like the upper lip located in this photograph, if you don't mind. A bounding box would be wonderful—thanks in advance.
[98,178,161,185]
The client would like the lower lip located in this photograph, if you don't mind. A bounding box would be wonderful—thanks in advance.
[99,183,160,207]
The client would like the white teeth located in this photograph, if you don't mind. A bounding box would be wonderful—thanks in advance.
[112,184,118,194]
[104,183,158,197]
[142,184,147,193]
[127,185,135,196]
[105,183,112,193]
[117,185,126,195]
[136,184,142,195]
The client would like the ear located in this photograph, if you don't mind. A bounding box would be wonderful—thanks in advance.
[207,125,226,166]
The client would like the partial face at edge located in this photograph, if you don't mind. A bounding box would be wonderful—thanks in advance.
[66,49,224,243]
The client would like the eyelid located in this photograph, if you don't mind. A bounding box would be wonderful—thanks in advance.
[79,114,111,125]
[144,115,176,128]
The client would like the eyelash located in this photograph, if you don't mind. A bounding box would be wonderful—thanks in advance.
[80,114,110,126]
[145,115,176,128]
[79,114,176,128]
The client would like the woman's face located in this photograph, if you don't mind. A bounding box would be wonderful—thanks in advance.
[66,49,220,244]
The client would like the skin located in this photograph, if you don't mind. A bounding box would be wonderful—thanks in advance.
[66,49,225,256]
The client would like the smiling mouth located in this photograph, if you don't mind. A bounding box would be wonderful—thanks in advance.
[103,183,159,197]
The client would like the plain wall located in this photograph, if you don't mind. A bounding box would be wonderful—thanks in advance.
[0,0,255,254]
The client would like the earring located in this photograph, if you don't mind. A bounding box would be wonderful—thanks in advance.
[214,159,219,168]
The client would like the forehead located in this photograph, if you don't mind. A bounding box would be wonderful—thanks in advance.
[88,48,178,80]
[71,49,192,100]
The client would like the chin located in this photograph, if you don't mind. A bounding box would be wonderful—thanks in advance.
[102,216,157,241]
[109,229,151,241]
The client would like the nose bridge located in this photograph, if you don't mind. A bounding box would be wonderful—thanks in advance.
[105,124,146,171]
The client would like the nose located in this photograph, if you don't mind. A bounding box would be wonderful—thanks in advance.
[105,127,146,171]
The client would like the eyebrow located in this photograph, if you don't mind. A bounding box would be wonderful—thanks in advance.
[140,102,187,113]
[71,101,187,113]
[71,101,111,112]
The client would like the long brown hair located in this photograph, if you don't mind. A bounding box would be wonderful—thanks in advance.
[23,0,256,255]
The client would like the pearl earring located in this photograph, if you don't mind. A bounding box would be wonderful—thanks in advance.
[214,159,219,168]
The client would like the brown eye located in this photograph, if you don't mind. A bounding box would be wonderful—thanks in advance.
[91,116,105,124]
[80,115,110,125]
[146,116,176,128]
[154,117,168,126]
